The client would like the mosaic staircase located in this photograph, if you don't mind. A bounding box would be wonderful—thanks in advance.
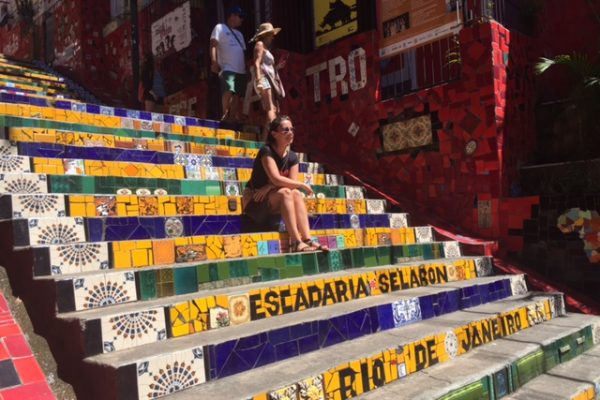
[0,55,599,400]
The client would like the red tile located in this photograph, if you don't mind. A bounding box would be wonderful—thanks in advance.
[0,381,55,400]
[4,335,32,358]
[0,324,21,338]
[0,295,8,313]
[0,342,9,361]
[13,357,46,384]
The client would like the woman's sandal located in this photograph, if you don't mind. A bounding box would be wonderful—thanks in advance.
[303,239,329,253]
[290,240,316,253]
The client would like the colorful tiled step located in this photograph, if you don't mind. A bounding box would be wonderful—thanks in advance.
[359,312,598,400]
[69,274,520,357]
[51,256,479,313]
[84,294,560,400]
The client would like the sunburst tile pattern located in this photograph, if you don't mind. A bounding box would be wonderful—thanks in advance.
[28,217,86,246]
[100,307,167,353]
[12,194,66,218]
[72,271,137,311]
[49,242,109,275]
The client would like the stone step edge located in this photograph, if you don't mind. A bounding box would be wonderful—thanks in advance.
[97,294,560,400]
[503,344,600,400]
[358,313,600,400]
[80,274,521,359]
[56,256,487,319]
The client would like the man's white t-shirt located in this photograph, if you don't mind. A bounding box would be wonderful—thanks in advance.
[211,23,246,74]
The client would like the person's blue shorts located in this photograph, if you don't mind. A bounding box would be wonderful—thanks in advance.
[220,71,247,96]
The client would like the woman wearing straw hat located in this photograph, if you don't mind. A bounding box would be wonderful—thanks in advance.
[250,22,287,141]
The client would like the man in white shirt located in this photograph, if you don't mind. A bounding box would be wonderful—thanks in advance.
[210,6,247,123]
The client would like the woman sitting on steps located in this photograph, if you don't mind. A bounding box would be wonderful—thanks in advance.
[242,115,329,253]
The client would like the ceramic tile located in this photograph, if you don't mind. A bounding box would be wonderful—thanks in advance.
[202,167,220,181]
[28,217,86,246]
[345,186,364,200]
[444,330,459,359]
[136,347,205,398]
[176,197,194,215]
[391,297,422,328]
[73,270,137,311]
[49,243,110,275]
[11,194,66,218]
[139,196,159,216]
[175,244,207,263]
[164,217,184,238]
[365,199,385,214]
[223,236,242,258]
[100,307,167,353]
[0,155,30,173]
[414,226,433,243]
[63,159,85,175]
[0,173,47,194]
[94,196,116,216]
[224,181,240,196]
[297,375,324,400]
[268,383,298,400]
[474,257,493,277]
[0,139,18,156]
[442,241,461,258]
[350,214,360,229]
[446,263,460,282]
[389,213,408,228]
[209,306,230,329]
[228,294,250,325]
[509,275,527,296]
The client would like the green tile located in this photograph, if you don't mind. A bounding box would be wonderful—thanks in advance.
[340,249,353,270]
[336,235,346,249]
[376,246,392,266]
[206,181,222,195]
[316,252,330,273]
[208,263,219,282]
[301,253,318,275]
[174,266,197,295]
[284,254,302,268]
[197,264,210,283]
[259,267,280,281]
[181,180,203,195]
[137,270,157,300]
[363,247,378,267]
[247,259,259,276]
[217,262,230,280]
[351,248,365,268]
[229,260,248,278]
[328,250,343,272]
[282,265,303,279]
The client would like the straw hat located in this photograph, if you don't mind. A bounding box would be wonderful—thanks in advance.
[250,22,282,42]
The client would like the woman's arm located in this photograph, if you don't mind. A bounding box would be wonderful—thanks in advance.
[261,157,312,194]
[253,41,265,81]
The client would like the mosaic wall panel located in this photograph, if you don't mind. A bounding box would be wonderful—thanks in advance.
[136,348,206,399]
[72,270,137,311]
[253,299,554,400]
[381,115,433,153]
[48,242,110,275]
[0,173,47,194]
[557,208,600,263]
[11,194,66,218]
[27,217,86,246]
[100,307,167,353]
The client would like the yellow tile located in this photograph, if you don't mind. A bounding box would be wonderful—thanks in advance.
[113,251,132,269]
[132,249,149,267]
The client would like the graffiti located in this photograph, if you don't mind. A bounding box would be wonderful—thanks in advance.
[151,2,192,58]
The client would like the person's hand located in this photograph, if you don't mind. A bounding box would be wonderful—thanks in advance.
[300,183,313,196]
[255,79,264,93]
[210,61,220,74]
[253,185,273,202]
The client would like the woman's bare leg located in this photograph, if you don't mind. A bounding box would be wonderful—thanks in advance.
[291,189,312,240]
[268,188,302,243]
[260,89,278,141]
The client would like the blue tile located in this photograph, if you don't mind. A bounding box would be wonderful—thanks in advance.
[290,322,315,339]
[114,108,127,117]
[253,342,276,368]
[86,104,100,114]
[268,327,291,345]
[234,338,267,369]
[297,334,320,354]
[164,115,175,124]
[274,341,299,361]
[267,240,280,255]
[85,218,104,242]
[257,241,269,256]
[376,304,395,330]
[321,322,345,348]
[139,111,152,120]
[419,295,435,320]
[54,100,72,110]
[218,349,250,378]
[185,117,198,126]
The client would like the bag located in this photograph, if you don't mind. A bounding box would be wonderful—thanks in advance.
[249,65,285,99]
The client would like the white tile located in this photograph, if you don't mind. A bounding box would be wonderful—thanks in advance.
[100,307,167,353]
[474,257,493,277]
[0,140,18,156]
[73,271,137,311]
[345,186,364,200]
[28,217,86,246]
[136,347,206,399]
[442,241,461,258]
[366,199,386,214]
[49,242,110,275]
[0,155,30,173]
[509,275,527,296]
[415,226,433,243]
[12,194,66,218]
[389,213,409,228]
[0,173,47,194]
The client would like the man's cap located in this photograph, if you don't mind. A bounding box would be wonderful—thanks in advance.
[227,6,245,17]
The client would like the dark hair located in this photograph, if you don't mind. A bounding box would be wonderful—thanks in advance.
[266,115,292,144]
